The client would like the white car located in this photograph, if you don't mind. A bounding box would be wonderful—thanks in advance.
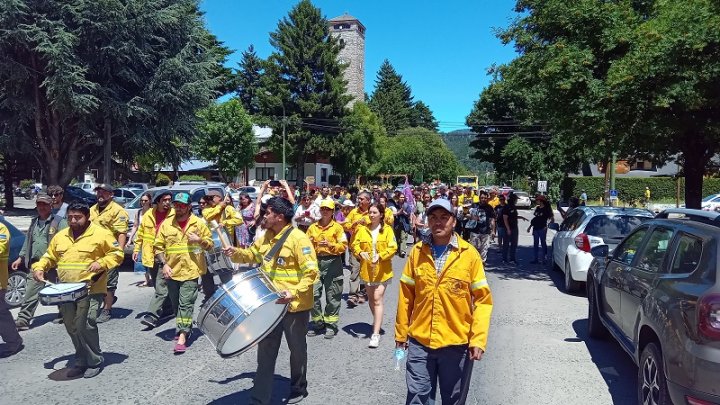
[550,206,654,293]
[514,191,531,208]
[701,193,720,211]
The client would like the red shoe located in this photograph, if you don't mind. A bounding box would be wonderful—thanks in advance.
[173,343,187,354]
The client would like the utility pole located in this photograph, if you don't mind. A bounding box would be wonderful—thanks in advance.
[104,117,112,184]
[609,152,617,207]
[281,103,286,181]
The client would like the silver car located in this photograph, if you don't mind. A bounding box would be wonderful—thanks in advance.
[514,191,531,208]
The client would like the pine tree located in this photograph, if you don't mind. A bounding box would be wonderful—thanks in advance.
[262,0,350,183]
[410,101,439,131]
[236,45,264,116]
[368,60,414,135]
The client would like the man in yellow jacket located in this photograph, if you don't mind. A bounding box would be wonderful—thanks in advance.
[154,192,213,353]
[224,197,318,405]
[202,190,243,243]
[32,203,124,378]
[394,198,493,404]
[0,221,23,357]
[90,184,129,323]
[306,199,347,339]
[343,191,371,307]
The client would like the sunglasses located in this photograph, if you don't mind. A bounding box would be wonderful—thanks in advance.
[49,193,62,197]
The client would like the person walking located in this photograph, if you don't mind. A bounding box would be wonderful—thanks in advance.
[13,193,67,330]
[236,193,256,248]
[224,197,318,405]
[501,193,528,265]
[154,193,213,353]
[467,190,496,264]
[394,198,493,404]
[394,194,412,258]
[580,190,588,206]
[0,220,23,357]
[344,191,371,307]
[352,203,398,348]
[644,187,651,207]
[137,191,175,329]
[306,200,347,339]
[128,192,153,287]
[90,184,129,323]
[494,195,506,247]
[527,195,554,264]
[31,203,124,378]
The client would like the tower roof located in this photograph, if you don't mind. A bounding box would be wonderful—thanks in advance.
[329,13,365,30]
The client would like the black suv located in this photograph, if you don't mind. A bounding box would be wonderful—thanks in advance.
[587,209,720,405]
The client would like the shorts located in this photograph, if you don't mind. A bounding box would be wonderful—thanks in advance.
[362,278,392,287]
[106,267,119,291]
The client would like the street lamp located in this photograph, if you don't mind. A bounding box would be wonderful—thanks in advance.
[266,91,286,180]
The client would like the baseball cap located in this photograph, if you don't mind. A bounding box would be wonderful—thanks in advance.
[94,183,114,192]
[36,193,53,204]
[173,192,191,205]
[342,200,355,207]
[426,199,453,215]
[207,190,222,197]
[320,200,335,210]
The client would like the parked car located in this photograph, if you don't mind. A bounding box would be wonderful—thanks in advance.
[236,186,260,201]
[514,191,531,208]
[64,185,97,205]
[701,193,720,211]
[2,217,27,307]
[113,188,139,206]
[76,182,97,193]
[549,206,654,293]
[587,208,720,405]
[125,183,150,192]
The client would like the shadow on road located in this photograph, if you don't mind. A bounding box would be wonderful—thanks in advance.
[485,245,567,290]
[341,322,385,339]
[207,373,291,404]
[28,312,63,329]
[155,326,203,345]
[572,319,637,404]
[46,351,129,381]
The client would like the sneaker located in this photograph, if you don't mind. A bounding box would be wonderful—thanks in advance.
[141,315,158,329]
[287,392,308,404]
[174,343,187,354]
[346,296,358,308]
[52,316,64,325]
[66,367,87,378]
[324,328,337,340]
[306,322,324,337]
[15,320,29,331]
[83,366,103,378]
[368,333,380,348]
[96,309,112,323]
[399,251,407,258]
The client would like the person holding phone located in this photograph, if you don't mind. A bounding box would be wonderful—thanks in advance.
[293,193,318,232]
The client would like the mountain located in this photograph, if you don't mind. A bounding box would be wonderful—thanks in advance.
[441,129,494,175]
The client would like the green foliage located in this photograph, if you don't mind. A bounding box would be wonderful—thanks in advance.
[235,45,264,115]
[410,101,438,132]
[155,173,171,187]
[178,174,206,181]
[368,60,414,135]
[332,102,384,181]
[441,130,494,176]
[19,179,36,189]
[371,127,462,183]
[194,99,257,180]
[560,177,720,203]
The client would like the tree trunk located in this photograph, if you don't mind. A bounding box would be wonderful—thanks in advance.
[3,162,14,210]
[683,152,706,209]
[104,118,112,184]
[296,154,306,188]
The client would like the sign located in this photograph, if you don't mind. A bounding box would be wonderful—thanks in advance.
[610,189,618,200]
[305,176,315,185]
[537,181,548,193]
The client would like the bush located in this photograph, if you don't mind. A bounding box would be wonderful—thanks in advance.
[19,179,36,189]
[155,173,172,186]
[178,174,206,181]
[560,177,720,202]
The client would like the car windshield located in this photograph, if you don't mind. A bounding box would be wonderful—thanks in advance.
[584,214,652,242]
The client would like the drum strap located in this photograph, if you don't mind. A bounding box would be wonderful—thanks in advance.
[263,227,294,267]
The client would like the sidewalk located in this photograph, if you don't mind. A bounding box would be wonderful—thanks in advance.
[1,198,37,232]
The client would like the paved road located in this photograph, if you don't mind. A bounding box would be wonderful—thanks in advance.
[0,222,638,405]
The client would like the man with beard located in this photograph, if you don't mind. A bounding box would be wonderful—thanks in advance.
[32,203,124,377]
[343,191,371,307]
[90,184,128,323]
[136,191,175,329]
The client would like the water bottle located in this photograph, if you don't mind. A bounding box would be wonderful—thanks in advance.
[394,348,406,370]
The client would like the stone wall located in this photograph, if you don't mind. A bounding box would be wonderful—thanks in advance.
[330,22,365,105]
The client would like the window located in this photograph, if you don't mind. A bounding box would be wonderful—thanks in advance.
[614,227,648,265]
[636,227,674,272]
[670,235,703,274]
[191,188,205,203]
[255,167,275,181]
[287,167,298,182]
[584,215,651,241]
[321,168,328,183]
[560,210,585,231]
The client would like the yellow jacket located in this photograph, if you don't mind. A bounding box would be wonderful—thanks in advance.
[90,201,129,239]
[202,204,243,239]
[31,224,124,294]
[394,235,493,350]
[306,220,347,257]
[352,224,397,283]
[230,224,318,312]
[154,215,213,282]
[0,223,9,289]
[343,207,370,242]
[384,209,395,226]
[488,196,500,209]
[133,208,175,267]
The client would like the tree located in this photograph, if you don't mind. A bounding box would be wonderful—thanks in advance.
[368,60,414,135]
[332,102,384,181]
[0,0,225,186]
[235,45,264,115]
[193,99,257,181]
[410,101,439,131]
[259,0,350,184]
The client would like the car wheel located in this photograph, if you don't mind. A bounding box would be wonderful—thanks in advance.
[638,343,672,405]
[587,280,608,339]
[564,258,582,293]
[5,271,27,307]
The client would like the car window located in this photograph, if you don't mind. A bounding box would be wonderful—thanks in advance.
[613,227,649,265]
[584,215,651,241]
[669,234,703,274]
[191,189,206,203]
[635,227,674,273]
[560,210,584,231]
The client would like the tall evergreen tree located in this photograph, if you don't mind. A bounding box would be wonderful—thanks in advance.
[236,45,264,115]
[410,101,439,131]
[261,0,350,183]
[368,60,414,135]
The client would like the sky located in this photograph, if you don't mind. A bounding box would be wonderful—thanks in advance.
[200,0,520,133]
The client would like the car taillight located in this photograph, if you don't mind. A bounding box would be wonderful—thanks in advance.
[686,396,716,405]
[574,233,591,253]
[698,294,720,340]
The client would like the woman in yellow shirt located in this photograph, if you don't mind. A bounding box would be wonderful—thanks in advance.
[352,203,397,348]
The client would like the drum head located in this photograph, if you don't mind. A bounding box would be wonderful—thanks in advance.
[39,283,86,295]
[219,300,287,357]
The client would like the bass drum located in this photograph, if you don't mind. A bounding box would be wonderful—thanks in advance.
[196,268,287,358]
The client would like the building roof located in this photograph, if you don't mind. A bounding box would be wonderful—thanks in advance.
[329,13,360,23]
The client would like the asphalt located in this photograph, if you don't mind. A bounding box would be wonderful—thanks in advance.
[0,211,639,405]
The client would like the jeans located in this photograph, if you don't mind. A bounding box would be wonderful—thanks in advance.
[502,227,519,262]
[405,338,473,405]
[532,228,548,261]
[496,227,506,248]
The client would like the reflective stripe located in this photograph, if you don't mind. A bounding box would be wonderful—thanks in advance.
[323,314,339,322]
[400,274,415,286]
[264,271,302,281]
[300,262,318,271]
[471,279,488,291]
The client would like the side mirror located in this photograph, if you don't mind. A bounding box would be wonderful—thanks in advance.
[548,223,560,231]
[591,245,609,258]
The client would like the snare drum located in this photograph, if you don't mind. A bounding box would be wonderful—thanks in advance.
[39,283,88,306]
[196,268,287,357]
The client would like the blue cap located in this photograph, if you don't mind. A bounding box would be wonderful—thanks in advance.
[426,199,453,215]
[173,192,191,205]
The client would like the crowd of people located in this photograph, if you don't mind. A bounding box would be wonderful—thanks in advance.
[0,178,576,404]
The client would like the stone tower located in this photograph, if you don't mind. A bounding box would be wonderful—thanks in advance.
[328,13,365,105]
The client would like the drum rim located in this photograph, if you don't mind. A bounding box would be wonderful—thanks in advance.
[217,303,288,358]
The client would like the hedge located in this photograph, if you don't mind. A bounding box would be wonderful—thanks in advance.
[178,174,206,181]
[560,177,720,203]
[155,173,171,186]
